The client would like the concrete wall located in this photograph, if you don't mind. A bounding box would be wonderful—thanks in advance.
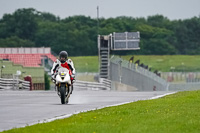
[111,81,138,91]
[110,57,168,91]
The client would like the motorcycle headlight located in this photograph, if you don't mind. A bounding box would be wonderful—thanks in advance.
[59,72,66,76]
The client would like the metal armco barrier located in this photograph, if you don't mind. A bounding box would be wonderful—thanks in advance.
[99,78,111,90]
[74,78,111,91]
[0,78,30,90]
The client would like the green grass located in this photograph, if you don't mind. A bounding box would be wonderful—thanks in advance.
[76,74,96,82]
[3,90,200,133]
[122,55,200,72]
[0,60,44,83]
[70,56,98,73]
[69,55,200,72]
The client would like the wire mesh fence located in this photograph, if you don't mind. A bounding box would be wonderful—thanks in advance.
[110,56,169,91]
[110,56,200,91]
[168,82,200,91]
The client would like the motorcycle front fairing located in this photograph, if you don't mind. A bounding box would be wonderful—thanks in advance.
[55,67,72,85]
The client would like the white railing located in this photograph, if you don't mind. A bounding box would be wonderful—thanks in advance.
[0,78,30,90]
[99,78,111,90]
[74,78,111,91]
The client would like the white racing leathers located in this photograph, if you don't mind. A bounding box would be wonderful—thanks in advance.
[51,59,76,78]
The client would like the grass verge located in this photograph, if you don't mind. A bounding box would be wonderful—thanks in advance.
[70,56,98,73]
[2,90,200,133]
[69,55,200,72]
[122,55,200,72]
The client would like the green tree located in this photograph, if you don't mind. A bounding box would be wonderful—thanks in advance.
[0,36,35,47]
[142,39,176,55]
[0,8,38,40]
[174,17,200,54]
[0,8,200,56]
[37,12,60,22]
[44,72,50,90]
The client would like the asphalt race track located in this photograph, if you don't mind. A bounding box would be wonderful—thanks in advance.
[0,90,174,131]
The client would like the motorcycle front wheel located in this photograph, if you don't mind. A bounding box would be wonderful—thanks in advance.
[60,84,66,104]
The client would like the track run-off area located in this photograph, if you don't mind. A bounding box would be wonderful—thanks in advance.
[0,90,175,132]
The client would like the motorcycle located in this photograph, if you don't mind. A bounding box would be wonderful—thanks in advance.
[55,67,73,104]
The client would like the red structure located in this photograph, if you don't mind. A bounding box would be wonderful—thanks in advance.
[24,76,33,90]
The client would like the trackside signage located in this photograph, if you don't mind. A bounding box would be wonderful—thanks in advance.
[112,32,140,50]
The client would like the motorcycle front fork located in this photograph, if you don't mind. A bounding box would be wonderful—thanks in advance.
[55,84,72,96]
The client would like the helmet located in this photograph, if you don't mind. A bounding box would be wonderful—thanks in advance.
[59,51,68,63]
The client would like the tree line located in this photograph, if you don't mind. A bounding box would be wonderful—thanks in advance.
[0,8,200,56]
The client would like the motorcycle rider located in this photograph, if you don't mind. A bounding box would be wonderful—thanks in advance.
[51,51,75,94]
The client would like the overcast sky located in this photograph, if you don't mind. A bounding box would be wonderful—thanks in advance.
[0,0,200,20]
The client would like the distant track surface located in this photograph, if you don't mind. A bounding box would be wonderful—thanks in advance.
[0,90,173,131]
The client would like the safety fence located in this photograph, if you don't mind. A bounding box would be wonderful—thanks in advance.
[74,78,111,91]
[99,78,112,90]
[161,72,200,83]
[110,57,200,91]
[169,82,200,91]
[0,78,30,90]
[110,57,169,91]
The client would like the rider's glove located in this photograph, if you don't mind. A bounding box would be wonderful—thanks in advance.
[71,74,75,78]
[71,74,75,83]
